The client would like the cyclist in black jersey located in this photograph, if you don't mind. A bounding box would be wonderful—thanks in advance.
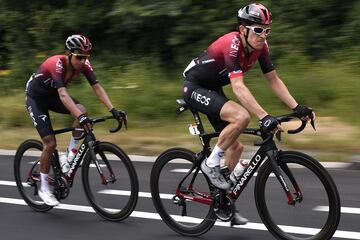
[182,3,315,225]
[25,35,125,206]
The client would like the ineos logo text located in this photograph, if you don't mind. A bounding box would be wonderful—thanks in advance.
[191,91,211,106]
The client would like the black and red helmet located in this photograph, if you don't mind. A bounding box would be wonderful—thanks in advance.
[65,34,92,54]
[237,3,272,25]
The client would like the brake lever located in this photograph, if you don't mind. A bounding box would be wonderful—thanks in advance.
[310,118,316,131]
[123,119,128,129]
[122,113,128,130]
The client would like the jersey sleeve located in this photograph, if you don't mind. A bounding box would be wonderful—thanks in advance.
[222,34,244,79]
[82,59,99,85]
[258,42,275,74]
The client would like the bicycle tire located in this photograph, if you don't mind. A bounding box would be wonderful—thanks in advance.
[150,147,216,236]
[14,139,53,212]
[254,151,341,240]
[82,141,138,221]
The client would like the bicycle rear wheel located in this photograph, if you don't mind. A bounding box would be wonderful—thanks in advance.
[255,151,341,240]
[82,141,138,221]
[150,148,216,236]
[13,139,53,212]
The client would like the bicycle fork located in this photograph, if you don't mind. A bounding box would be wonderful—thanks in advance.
[267,150,303,205]
[87,140,116,185]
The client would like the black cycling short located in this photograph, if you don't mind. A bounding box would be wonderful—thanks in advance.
[183,81,229,132]
[25,94,80,138]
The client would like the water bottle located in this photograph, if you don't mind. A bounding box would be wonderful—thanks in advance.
[67,148,77,164]
[60,148,77,173]
[230,160,249,184]
[59,153,70,173]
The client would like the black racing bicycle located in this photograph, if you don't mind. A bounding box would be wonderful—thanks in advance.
[150,99,341,240]
[14,115,138,221]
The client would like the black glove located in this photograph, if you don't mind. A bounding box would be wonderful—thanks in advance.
[293,105,313,119]
[110,108,127,128]
[110,108,127,120]
[110,108,121,120]
[259,115,279,133]
[78,114,92,132]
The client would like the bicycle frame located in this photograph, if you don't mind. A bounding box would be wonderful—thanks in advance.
[176,108,303,206]
[43,116,121,189]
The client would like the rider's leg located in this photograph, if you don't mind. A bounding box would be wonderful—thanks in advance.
[48,95,84,153]
[39,135,59,206]
[40,135,57,178]
[26,95,60,205]
[182,83,247,189]
[201,101,249,190]
[216,102,250,226]
[225,140,244,171]
[206,101,250,167]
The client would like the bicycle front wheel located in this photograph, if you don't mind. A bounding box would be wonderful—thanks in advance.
[82,142,138,221]
[255,151,341,240]
[150,148,216,237]
[13,139,53,212]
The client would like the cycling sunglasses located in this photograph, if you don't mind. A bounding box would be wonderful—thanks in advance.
[72,53,90,60]
[246,26,271,36]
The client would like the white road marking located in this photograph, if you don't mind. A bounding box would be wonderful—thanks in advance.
[0,197,359,239]
[314,206,360,215]
[0,180,18,186]
[1,181,357,220]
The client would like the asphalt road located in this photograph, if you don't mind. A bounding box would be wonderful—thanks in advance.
[0,152,359,240]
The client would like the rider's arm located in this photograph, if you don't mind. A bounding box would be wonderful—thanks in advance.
[221,34,267,119]
[264,70,298,109]
[57,87,83,118]
[230,76,268,119]
[91,83,114,111]
[81,60,113,111]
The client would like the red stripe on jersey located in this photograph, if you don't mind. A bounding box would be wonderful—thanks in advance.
[228,70,243,79]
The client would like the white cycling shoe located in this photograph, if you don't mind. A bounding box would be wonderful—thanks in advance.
[38,189,59,206]
[201,161,232,190]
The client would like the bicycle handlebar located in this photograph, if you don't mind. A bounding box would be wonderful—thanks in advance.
[276,112,316,134]
[53,115,125,138]
[91,115,125,133]
[253,113,316,146]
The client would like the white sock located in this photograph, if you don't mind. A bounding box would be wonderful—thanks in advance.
[206,145,225,167]
[68,136,78,153]
[40,172,49,192]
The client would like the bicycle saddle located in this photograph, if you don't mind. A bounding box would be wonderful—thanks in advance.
[176,98,188,114]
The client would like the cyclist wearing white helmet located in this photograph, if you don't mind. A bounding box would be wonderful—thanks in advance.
[182,3,315,225]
